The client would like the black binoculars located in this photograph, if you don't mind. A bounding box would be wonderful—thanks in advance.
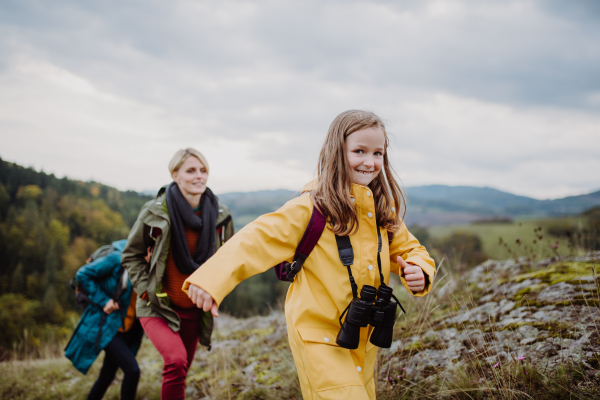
[336,284,399,350]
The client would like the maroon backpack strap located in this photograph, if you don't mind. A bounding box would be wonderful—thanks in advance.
[274,204,327,282]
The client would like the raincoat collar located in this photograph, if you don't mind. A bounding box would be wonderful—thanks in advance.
[300,180,374,209]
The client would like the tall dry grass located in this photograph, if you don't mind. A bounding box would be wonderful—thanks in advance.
[375,248,600,399]
[1,227,598,399]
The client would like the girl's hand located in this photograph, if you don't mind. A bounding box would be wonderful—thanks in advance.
[103,299,119,314]
[188,284,219,317]
[398,257,425,292]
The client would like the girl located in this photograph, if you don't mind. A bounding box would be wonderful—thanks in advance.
[121,148,235,400]
[183,110,435,399]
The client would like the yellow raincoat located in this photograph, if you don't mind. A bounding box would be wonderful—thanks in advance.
[183,183,435,399]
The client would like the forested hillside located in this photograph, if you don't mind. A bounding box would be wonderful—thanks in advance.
[0,158,151,354]
[1,157,597,360]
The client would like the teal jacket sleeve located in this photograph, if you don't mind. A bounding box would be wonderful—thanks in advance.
[76,252,120,308]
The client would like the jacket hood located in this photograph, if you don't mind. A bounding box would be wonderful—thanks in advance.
[112,239,128,252]
[302,179,318,193]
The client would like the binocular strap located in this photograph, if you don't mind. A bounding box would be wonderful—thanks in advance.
[376,228,385,287]
[335,228,406,327]
[338,303,352,334]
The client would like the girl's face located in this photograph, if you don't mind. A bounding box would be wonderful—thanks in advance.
[172,156,208,197]
[345,126,385,186]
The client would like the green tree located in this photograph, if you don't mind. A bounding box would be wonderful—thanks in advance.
[42,284,63,323]
[407,225,430,247]
[221,272,289,317]
[2,207,24,277]
[0,294,41,349]
[22,200,39,234]
[26,273,43,300]
[0,182,9,220]
[17,185,43,203]
[431,231,488,270]
[11,262,25,294]
[583,206,600,249]
[47,219,69,259]
[44,245,58,287]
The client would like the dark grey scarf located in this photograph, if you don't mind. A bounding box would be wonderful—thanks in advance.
[166,182,219,275]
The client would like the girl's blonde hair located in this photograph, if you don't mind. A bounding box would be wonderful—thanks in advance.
[168,148,210,175]
[312,110,406,236]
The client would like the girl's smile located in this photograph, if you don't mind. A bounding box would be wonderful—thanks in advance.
[345,126,385,186]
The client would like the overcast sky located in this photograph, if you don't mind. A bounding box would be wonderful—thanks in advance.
[0,0,598,199]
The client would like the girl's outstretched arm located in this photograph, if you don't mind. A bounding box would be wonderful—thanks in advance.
[182,193,313,309]
[389,223,436,296]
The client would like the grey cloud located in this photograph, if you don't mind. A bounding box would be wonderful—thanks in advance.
[0,0,598,198]
[4,0,598,113]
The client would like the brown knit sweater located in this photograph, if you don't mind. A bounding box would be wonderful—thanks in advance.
[162,210,201,309]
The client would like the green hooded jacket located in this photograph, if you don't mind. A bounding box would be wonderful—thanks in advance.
[121,186,234,349]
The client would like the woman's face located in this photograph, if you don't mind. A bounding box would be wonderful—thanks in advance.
[172,156,208,197]
[345,126,385,186]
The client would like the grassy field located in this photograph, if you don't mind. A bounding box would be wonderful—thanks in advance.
[0,338,163,400]
[427,217,590,261]
[2,253,599,399]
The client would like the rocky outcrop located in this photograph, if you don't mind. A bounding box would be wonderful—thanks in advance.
[379,252,600,381]
[178,252,599,397]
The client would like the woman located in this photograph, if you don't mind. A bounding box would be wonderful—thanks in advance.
[121,148,234,399]
[65,240,144,400]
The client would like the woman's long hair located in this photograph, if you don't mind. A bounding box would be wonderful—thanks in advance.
[312,110,406,236]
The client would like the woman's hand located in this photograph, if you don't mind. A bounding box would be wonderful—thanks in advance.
[398,257,426,292]
[103,299,120,314]
[144,246,153,263]
[188,284,219,317]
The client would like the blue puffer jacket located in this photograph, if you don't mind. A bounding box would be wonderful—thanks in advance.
[65,240,140,374]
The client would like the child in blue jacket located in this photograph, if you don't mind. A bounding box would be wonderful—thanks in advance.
[65,240,144,400]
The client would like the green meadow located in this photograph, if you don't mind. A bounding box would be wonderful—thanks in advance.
[427,216,590,261]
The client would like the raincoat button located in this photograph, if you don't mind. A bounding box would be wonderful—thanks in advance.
[324,337,329,342]
[368,265,373,271]
[351,198,355,202]
[357,366,362,372]
[368,212,373,218]
[392,207,395,212]
[367,191,371,197]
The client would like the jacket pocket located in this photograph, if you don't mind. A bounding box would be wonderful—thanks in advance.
[296,326,362,392]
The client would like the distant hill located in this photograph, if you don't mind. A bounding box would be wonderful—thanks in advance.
[404,185,600,226]
[216,185,600,228]
[218,189,299,229]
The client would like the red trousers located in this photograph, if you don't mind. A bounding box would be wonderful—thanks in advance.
[140,307,203,400]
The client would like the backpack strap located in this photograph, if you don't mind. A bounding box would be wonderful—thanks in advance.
[95,313,107,352]
[335,235,358,298]
[112,268,128,330]
[275,204,327,282]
